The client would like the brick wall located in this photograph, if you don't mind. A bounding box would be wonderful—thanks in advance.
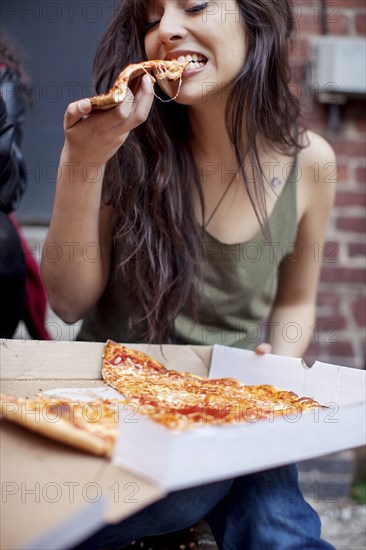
[290,0,366,370]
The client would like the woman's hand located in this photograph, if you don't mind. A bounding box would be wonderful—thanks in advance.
[62,74,154,167]
[255,343,272,355]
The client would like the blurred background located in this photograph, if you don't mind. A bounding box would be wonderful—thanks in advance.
[2,0,365,548]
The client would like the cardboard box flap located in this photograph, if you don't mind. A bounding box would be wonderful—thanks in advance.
[23,500,105,550]
[0,340,211,380]
[116,401,366,491]
[0,341,105,380]
[309,361,366,406]
[209,345,307,393]
[0,419,165,549]
[209,345,366,405]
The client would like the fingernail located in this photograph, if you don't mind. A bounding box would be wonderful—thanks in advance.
[262,344,272,353]
[80,99,91,113]
[143,74,153,89]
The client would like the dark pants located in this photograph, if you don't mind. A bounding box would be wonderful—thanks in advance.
[71,464,335,550]
[0,211,26,337]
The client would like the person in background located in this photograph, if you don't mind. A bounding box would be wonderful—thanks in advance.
[42,1,336,548]
[0,35,50,340]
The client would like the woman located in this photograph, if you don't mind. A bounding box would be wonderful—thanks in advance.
[42,1,336,548]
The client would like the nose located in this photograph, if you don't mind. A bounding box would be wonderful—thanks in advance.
[157,10,188,44]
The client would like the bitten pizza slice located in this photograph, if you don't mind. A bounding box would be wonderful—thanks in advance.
[89,59,189,110]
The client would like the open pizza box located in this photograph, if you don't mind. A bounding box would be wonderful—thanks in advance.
[1,339,366,549]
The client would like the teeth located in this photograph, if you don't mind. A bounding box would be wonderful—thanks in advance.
[175,54,206,64]
[186,61,202,70]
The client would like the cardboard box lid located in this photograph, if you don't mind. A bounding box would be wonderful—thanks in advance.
[1,417,163,549]
[209,345,366,406]
[0,340,212,379]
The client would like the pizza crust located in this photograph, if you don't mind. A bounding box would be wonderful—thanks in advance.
[90,60,189,110]
[0,394,117,457]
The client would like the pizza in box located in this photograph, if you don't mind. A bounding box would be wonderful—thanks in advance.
[0,340,323,457]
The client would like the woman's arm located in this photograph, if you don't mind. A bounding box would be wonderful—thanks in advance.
[257,131,337,357]
[41,76,154,323]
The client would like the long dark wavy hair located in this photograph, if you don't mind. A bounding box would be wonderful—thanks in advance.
[0,33,32,103]
[93,0,305,343]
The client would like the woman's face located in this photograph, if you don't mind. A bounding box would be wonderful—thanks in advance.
[143,1,247,106]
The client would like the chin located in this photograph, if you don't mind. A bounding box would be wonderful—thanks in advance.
[156,80,207,106]
[160,87,208,107]
[171,94,204,106]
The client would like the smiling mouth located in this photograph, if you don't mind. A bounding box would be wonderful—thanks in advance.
[170,54,207,71]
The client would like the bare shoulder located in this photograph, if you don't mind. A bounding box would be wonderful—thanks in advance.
[297,130,337,215]
[298,129,336,169]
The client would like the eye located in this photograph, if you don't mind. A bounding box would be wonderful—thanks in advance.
[185,2,209,14]
[145,2,209,33]
[145,19,160,32]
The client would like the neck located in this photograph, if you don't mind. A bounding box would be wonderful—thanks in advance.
[187,97,242,168]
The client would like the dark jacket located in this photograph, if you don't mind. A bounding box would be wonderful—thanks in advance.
[0,65,27,213]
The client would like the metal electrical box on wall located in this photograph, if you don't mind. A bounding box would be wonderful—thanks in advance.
[311,36,366,101]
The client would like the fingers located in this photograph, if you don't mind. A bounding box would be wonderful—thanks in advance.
[132,74,155,121]
[111,74,154,134]
[255,343,273,355]
[64,99,92,130]
[63,75,155,162]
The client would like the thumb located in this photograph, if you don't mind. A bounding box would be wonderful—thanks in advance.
[64,99,92,130]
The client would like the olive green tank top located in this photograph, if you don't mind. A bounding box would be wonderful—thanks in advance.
[78,161,298,349]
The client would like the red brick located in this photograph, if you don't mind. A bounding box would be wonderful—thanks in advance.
[352,296,366,326]
[336,164,348,182]
[291,61,309,84]
[337,217,366,233]
[334,1,366,7]
[316,316,347,331]
[362,341,366,364]
[345,100,366,124]
[331,141,366,157]
[302,102,329,127]
[356,167,366,184]
[321,267,366,283]
[290,38,310,60]
[317,292,341,307]
[348,243,366,257]
[355,118,366,133]
[323,242,340,263]
[305,342,322,357]
[327,15,350,35]
[297,14,321,34]
[356,14,366,34]
[324,341,354,357]
[335,192,366,206]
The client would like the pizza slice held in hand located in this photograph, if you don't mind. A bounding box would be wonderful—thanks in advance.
[89,59,189,110]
